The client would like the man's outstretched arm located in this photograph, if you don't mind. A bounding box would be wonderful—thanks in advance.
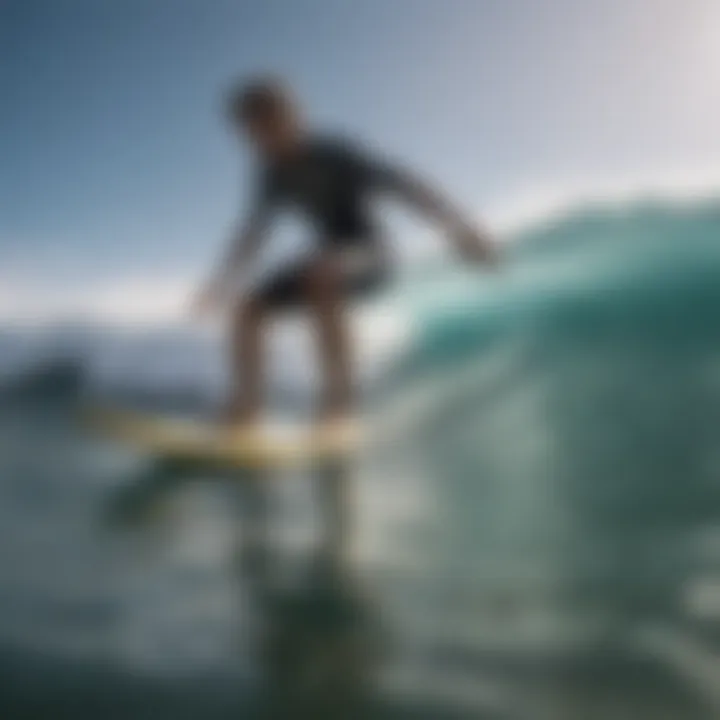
[367,155,499,265]
[192,205,271,315]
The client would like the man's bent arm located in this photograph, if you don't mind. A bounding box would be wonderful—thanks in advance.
[372,161,497,263]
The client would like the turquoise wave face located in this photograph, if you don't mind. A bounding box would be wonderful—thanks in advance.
[394,198,720,377]
[376,198,720,601]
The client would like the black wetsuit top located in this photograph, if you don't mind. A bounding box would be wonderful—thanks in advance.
[254,135,402,251]
[247,135,411,307]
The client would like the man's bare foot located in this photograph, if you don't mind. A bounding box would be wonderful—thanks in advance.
[314,401,359,444]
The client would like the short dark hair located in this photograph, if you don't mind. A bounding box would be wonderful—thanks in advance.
[227,76,293,123]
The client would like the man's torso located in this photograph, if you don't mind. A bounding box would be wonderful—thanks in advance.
[260,136,379,245]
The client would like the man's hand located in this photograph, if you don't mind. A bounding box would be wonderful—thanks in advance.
[453,227,501,268]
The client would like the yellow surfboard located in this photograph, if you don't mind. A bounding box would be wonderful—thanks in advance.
[88,407,363,470]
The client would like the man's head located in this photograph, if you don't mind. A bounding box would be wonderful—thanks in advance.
[227,77,302,156]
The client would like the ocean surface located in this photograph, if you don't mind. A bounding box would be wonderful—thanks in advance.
[2,196,720,718]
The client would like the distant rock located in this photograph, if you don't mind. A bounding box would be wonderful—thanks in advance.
[0,357,86,401]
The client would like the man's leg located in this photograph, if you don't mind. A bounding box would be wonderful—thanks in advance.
[306,257,354,422]
[225,295,267,424]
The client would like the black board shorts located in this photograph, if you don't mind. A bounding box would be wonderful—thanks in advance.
[253,249,390,311]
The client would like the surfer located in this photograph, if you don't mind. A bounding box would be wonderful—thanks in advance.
[194,77,498,432]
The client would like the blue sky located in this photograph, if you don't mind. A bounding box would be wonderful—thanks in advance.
[1,0,718,321]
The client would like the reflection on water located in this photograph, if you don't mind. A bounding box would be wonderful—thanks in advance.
[254,547,379,718]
